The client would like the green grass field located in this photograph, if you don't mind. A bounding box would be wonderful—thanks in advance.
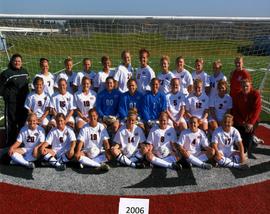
[0,33,269,124]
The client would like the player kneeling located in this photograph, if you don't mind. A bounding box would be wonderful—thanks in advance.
[111,109,146,168]
[212,114,249,169]
[8,113,45,169]
[176,116,214,169]
[144,112,182,170]
[40,113,76,170]
[75,108,111,171]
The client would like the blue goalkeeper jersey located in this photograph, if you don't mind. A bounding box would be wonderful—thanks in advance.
[142,91,167,122]
[96,89,121,118]
[118,90,144,120]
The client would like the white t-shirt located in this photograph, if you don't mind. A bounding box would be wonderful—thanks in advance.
[185,92,209,119]
[46,126,76,151]
[93,70,115,93]
[17,125,45,148]
[191,71,210,91]
[209,72,227,98]
[212,126,242,157]
[135,65,155,94]
[50,91,76,116]
[74,89,97,117]
[166,91,186,121]
[55,71,77,94]
[24,92,50,118]
[77,122,109,150]
[114,64,133,93]
[209,94,232,122]
[178,128,209,155]
[73,70,96,90]
[157,71,175,94]
[32,72,55,96]
[173,69,193,96]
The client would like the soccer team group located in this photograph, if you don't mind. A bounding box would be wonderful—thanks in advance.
[8,48,260,172]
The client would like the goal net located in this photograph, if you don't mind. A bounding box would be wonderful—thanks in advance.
[0,15,270,122]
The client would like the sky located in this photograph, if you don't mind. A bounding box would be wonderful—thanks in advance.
[0,0,269,17]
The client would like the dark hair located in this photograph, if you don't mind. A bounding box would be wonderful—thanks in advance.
[82,76,91,84]
[83,58,91,64]
[88,108,98,116]
[127,78,137,87]
[101,55,111,65]
[55,113,66,121]
[33,76,44,86]
[106,76,114,82]
[121,50,130,59]
[8,53,23,70]
[40,58,49,65]
[139,48,150,57]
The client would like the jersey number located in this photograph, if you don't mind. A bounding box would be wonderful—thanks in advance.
[83,100,90,107]
[26,136,35,143]
[196,102,202,109]
[90,134,97,141]
[60,101,66,108]
[128,137,135,143]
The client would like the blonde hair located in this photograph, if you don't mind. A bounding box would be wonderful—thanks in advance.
[160,55,170,65]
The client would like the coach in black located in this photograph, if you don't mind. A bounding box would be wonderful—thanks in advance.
[0,53,29,146]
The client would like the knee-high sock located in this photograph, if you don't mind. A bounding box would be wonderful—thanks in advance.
[151,156,172,168]
[187,154,204,167]
[217,156,241,168]
[11,152,29,167]
[44,153,61,167]
[79,156,101,168]
[117,153,136,168]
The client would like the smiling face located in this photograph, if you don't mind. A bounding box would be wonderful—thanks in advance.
[189,117,199,132]
[103,59,111,71]
[40,61,49,74]
[161,59,169,73]
[12,56,22,70]
[83,59,91,72]
[34,79,44,95]
[170,78,180,93]
[151,79,160,94]
[222,115,233,132]
[65,60,73,72]
[128,80,137,95]
[82,78,91,92]
[241,80,252,94]
[122,52,131,66]
[139,52,148,67]
[56,115,66,130]
[194,81,203,96]
[106,78,115,91]
[127,114,137,130]
[176,58,185,71]
[28,114,38,130]
[58,79,67,94]
[159,113,168,130]
[89,110,98,127]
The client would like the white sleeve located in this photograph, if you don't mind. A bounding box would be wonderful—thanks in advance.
[69,94,76,110]
[205,73,210,87]
[46,130,54,145]
[138,128,146,143]
[201,131,209,147]
[39,127,46,142]
[68,128,77,141]
[177,132,185,146]
[24,94,31,110]
[73,73,80,86]
[113,66,121,82]
[16,130,24,143]
[171,128,177,143]
[77,127,85,142]
[101,127,110,141]
[211,129,219,144]
[146,129,155,144]
[186,71,193,85]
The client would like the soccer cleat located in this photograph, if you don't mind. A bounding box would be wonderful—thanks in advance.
[10,160,16,165]
[201,163,213,170]
[172,162,183,171]
[98,163,110,171]
[135,162,146,169]
[252,135,264,145]
[56,163,66,171]
[27,162,35,169]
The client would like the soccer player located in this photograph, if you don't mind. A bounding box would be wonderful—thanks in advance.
[209,80,232,131]
[185,79,209,132]
[212,114,248,169]
[75,109,111,171]
[191,58,210,95]
[142,78,167,132]
[176,116,214,170]
[54,57,77,94]
[157,55,175,94]
[135,48,155,94]
[74,76,97,130]
[24,77,50,129]
[209,60,227,98]
[118,78,144,122]
[114,50,133,93]
[111,109,146,168]
[144,112,182,170]
[166,78,187,132]
[32,58,55,96]
[93,55,115,93]
[230,56,252,100]
[40,113,76,170]
[173,56,193,96]
[49,78,76,128]
[8,113,45,169]
[73,58,96,92]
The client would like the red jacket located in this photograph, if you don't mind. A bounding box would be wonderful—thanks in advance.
[232,89,261,125]
[230,68,252,99]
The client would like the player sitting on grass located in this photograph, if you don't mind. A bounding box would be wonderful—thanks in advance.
[212,114,249,169]
[8,113,45,169]
[74,76,97,130]
[40,113,76,170]
[24,77,50,130]
[75,108,111,171]
[111,108,146,169]
[176,116,214,170]
[143,112,182,170]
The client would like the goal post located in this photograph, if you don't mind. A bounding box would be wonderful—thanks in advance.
[0,14,270,119]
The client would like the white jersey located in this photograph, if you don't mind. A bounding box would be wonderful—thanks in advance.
[135,65,155,94]
[77,122,109,150]
[54,71,77,94]
[17,125,45,149]
[114,124,146,151]
[93,70,115,93]
[74,89,97,117]
[212,126,242,157]
[157,71,175,94]
[209,94,232,122]
[24,92,50,118]
[73,70,96,90]
[46,126,76,151]
[166,91,186,121]
[173,69,193,96]
[114,64,133,93]
[191,71,210,91]
[50,91,76,116]
[185,92,209,119]
[32,72,55,96]
[147,125,177,154]
[209,72,227,98]
[178,128,209,155]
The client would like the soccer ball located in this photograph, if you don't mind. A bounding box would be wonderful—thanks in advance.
[87,146,100,158]
[156,146,170,158]
[123,143,136,158]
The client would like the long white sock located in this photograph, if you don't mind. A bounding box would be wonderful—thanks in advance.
[11,152,30,167]
[187,155,204,167]
[44,153,61,167]
[151,156,172,168]
[117,153,136,168]
[217,157,240,168]
[79,156,101,168]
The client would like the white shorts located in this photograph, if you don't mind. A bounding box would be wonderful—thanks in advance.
[192,151,209,162]
[161,155,177,163]
[39,116,50,126]
[75,116,87,125]
[52,147,69,159]
[21,147,37,162]
[219,150,240,163]
[50,116,75,125]
[85,152,107,164]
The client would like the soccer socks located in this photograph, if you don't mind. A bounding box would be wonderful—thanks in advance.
[116,153,136,168]
[43,153,61,167]
[217,157,241,168]
[151,156,172,168]
[187,155,205,168]
[79,156,101,168]
[11,152,30,167]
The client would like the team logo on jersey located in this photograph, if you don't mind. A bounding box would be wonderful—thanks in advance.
[59,137,64,143]
[181,75,184,79]
[134,132,139,136]
[34,133,39,137]
[142,71,145,75]
[167,132,171,136]
[202,99,205,102]
[98,128,101,134]
[178,96,181,100]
